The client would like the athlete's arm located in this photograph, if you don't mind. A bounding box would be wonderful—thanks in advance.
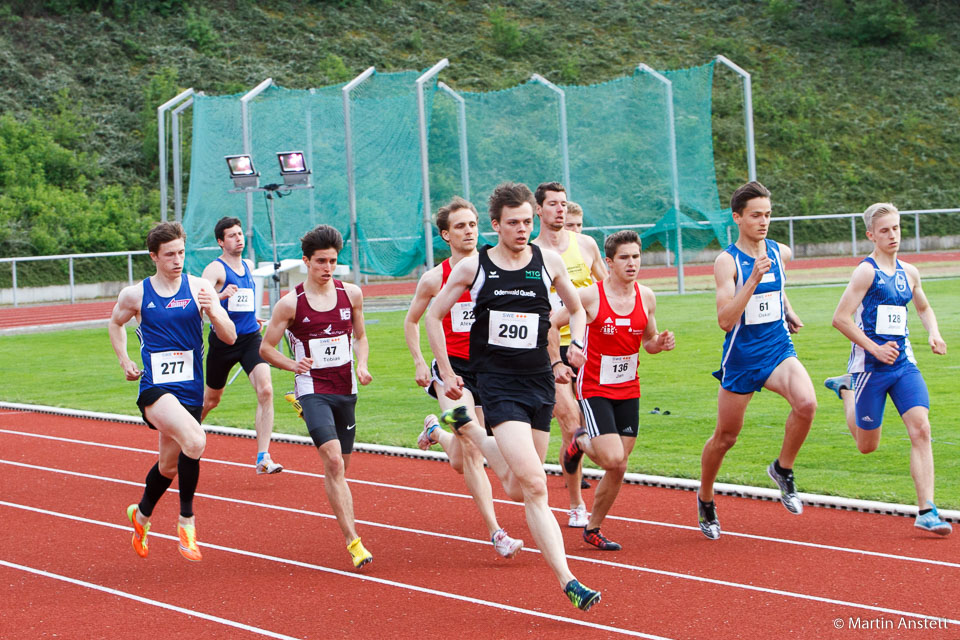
[581,234,608,282]
[403,267,442,388]
[774,243,803,333]
[715,251,766,332]
[192,276,236,345]
[346,283,373,385]
[426,256,476,399]
[638,285,675,354]
[201,260,235,301]
[108,284,143,381]
[545,249,586,368]
[904,262,946,355]
[259,292,309,373]
[831,262,899,365]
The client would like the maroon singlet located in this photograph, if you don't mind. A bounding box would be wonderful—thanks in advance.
[287,281,356,397]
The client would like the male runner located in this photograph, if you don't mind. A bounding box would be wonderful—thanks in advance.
[824,203,951,535]
[259,225,374,568]
[200,216,281,474]
[426,182,601,611]
[532,182,607,528]
[109,221,236,562]
[697,181,817,539]
[404,196,523,558]
[555,230,675,550]
[564,201,584,233]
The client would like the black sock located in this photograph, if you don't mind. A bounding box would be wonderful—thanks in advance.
[138,463,174,518]
[177,452,201,519]
[919,508,932,516]
[774,459,792,476]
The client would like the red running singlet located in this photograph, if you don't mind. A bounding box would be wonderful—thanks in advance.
[287,281,357,396]
[441,258,474,360]
[577,281,647,400]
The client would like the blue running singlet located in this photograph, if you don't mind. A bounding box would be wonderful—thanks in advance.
[847,256,916,373]
[214,257,260,336]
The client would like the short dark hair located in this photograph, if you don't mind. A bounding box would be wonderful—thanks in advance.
[301,225,343,257]
[730,181,771,215]
[146,222,186,254]
[534,181,566,206]
[604,230,641,259]
[214,216,242,242]
[488,182,536,223]
[436,196,478,236]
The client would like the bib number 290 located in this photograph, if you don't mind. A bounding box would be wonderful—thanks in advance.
[488,310,538,349]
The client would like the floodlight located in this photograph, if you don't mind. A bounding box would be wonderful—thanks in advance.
[225,154,260,188]
[277,151,311,186]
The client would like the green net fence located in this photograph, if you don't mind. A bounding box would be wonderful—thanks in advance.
[182,60,732,276]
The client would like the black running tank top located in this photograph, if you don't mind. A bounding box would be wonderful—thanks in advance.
[468,244,553,374]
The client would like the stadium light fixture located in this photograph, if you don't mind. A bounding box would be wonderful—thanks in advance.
[277,151,311,186]
[225,154,260,189]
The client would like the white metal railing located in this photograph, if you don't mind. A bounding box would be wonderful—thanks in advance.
[0,250,149,307]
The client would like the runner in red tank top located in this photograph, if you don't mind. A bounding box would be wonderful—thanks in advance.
[552,230,675,551]
[403,197,524,558]
[260,225,374,570]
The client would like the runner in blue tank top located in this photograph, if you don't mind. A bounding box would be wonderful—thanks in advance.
[825,203,951,536]
[109,222,236,562]
[200,216,282,475]
[697,181,818,540]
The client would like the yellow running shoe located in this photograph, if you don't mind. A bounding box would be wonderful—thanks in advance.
[284,391,304,420]
[177,522,203,562]
[126,504,150,558]
[347,537,372,568]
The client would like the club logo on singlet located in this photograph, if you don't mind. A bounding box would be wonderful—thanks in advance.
[165,298,191,309]
[340,308,351,320]
[524,269,541,280]
[895,273,907,292]
[601,318,616,335]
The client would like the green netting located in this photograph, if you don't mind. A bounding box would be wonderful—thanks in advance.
[183,61,732,276]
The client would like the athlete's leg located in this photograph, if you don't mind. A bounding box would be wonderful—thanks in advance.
[698,388,752,502]
[248,362,275,455]
[582,434,634,530]
[901,406,935,507]
[494,420,575,588]
[317,439,359,544]
[554,382,584,510]
[763,357,817,468]
[838,388,861,441]
[145,396,205,527]
[201,385,224,422]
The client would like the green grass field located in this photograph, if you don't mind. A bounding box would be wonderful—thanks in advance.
[2,279,958,508]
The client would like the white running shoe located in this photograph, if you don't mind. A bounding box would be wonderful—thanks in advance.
[256,456,283,474]
[418,415,439,450]
[492,528,523,558]
[568,504,589,528]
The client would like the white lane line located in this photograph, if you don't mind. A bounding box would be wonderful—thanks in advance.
[0,558,302,640]
[1,429,957,570]
[2,464,959,626]
[0,502,668,640]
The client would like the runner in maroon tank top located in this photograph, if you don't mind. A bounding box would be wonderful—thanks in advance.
[552,230,675,551]
[260,225,374,569]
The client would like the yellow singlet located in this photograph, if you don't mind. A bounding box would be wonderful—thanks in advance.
[548,230,593,346]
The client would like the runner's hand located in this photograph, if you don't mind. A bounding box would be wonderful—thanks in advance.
[657,330,676,351]
[294,357,313,374]
[196,288,216,313]
[567,344,585,369]
[442,373,463,400]
[220,284,238,301]
[415,361,431,388]
[357,366,372,386]
[554,362,572,384]
[120,357,141,381]
[871,341,900,365]
[786,311,803,334]
[749,255,772,284]
[929,335,947,355]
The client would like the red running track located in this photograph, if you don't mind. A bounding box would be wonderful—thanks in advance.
[1,409,957,639]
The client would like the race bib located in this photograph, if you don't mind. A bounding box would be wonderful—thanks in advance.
[451,301,475,333]
[151,350,194,384]
[744,291,781,325]
[599,353,638,385]
[309,333,351,368]
[227,287,255,313]
[548,289,563,312]
[876,304,907,336]
[488,310,538,349]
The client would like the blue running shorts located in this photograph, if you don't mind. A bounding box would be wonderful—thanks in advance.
[851,363,929,431]
[712,345,797,395]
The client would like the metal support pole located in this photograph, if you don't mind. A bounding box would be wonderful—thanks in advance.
[343,67,376,285]
[850,216,857,256]
[914,212,921,253]
[68,257,75,304]
[127,254,133,285]
[416,59,449,271]
[157,88,194,222]
[241,78,275,264]
[789,219,795,255]
[715,56,756,182]
[638,63,684,294]
[530,74,571,195]
[438,81,470,200]
[11,260,17,307]
[171,97,194,223]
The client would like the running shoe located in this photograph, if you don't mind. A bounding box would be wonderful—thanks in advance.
[580,477,591,489]
[915,502,953,536]
[561,428,587,474]
[568,504,589,528]
[440,404,471,432]
[126,504,150,558]
[823,374,853,400]
[418,414,440,451]
[347,537,373,568]
[564,579,601,612]
[284,391,304,420]
[697,495,721,540]
[256,455,284,475]
[767,461,803,515]
[491,528,523,558]
[583,528,622,551]
[177,522,203,562]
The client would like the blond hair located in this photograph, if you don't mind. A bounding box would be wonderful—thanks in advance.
[863,202,898,230]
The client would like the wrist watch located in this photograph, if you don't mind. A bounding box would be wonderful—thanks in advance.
[570,338,584,351]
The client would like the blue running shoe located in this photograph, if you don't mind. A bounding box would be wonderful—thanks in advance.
[915,502,953,536]
[564,579,601,611]
[440,405,471,432]
[824,374,852,400]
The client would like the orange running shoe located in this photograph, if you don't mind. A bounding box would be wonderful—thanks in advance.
[126,504,150,558]
[177,522,203,562]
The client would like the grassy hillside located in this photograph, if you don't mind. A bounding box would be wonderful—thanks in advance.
[1,0,959,262]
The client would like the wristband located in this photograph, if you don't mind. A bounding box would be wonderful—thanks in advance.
[570,338,584,351]
[551,360,563,368]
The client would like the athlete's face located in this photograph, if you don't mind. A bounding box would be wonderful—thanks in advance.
[605,242,641,282]
[218,225,245,257]
[493,202,534,253]
[867,212,900,254]
[563,214,583,234]
[536,190,567,232]
[303,248,338,284]
[441,208,478,253]
[733,197,771,242]
[151,238,185,278]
